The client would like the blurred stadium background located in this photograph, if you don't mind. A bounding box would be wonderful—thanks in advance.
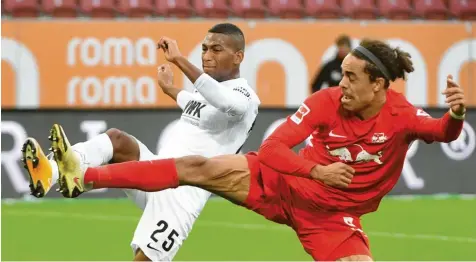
[2,0,476,260]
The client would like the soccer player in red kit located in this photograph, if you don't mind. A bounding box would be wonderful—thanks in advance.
[55,39,466,261]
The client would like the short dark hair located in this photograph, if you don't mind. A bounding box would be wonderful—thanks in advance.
[208,23,245,51]
[336,35,351,48]
[351,39,414,88]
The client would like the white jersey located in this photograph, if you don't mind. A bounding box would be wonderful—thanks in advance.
[129,73,259,261]
[158,74,260,158]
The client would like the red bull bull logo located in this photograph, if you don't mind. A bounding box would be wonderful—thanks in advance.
[326,144,383,165]
[371,133,388,144]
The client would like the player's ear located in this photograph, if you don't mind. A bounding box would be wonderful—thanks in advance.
[373,78,385,92]
[234,50,244,65]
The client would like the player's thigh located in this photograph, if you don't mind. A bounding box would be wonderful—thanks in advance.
[130,187,210,261]
[301,231,372,261]
[293,210,371,260]
[178,154,251,205]
[191,153,291,226]
[106,128,141,163]
[123,138,158,210]
[328,233,373,261]
[178,154,291,226]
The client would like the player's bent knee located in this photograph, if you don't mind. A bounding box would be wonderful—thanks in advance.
[106,128,140,163]
[336,255,373,261]
[105,128,125,144]
[133,248,151,261]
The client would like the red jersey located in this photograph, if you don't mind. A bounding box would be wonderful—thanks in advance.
[258,87,463,216]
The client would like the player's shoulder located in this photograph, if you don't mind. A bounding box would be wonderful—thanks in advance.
[387,89,408,104]
[234,78,260,105]
[305,86,340,109]
[229,78,253,94]
[386,89,425,117]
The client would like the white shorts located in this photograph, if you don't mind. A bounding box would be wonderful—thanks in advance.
[124,139,211,261]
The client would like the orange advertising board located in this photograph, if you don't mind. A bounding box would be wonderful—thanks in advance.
[2,21,475,109]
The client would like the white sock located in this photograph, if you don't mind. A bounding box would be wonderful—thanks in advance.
[71,133,114,168]
[47,154,60,187]
[46,133,113,187]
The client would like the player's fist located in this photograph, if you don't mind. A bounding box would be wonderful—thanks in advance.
[442,74,466,116]
[157,64,174,89]
[311,162,355,189]
[157,37,182,63]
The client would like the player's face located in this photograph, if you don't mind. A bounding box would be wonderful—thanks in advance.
[201,33,243,82]
[339,54,383,112]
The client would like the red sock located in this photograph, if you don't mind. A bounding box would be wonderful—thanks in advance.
[84,159,179,191]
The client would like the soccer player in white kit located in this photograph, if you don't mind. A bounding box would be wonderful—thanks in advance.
[21,23,260,261]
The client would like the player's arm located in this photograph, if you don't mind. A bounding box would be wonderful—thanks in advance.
[158,37,250,115]
[258,92,327,178]
[407,76,465,143]
[195,74,251,115]
[156,63,190,109]
[175,90,194,110]
[173,56,203,84]
[160,82,195,110]
[161,85,182,102]
[407,108,464,143]
[161,84,194,110]
[174,56,250,115]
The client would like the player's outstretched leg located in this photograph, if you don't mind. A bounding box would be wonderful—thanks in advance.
[21,138,54,197]
[57,149,252,204]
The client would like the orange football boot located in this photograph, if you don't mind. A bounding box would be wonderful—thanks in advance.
[21,138,53,198]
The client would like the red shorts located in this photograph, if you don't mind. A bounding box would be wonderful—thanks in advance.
[243,152,371,261]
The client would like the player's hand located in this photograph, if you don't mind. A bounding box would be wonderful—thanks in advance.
[157,37,182,63]
[157,63,174,89]
[442,74,466,116]
[311,163,355,189]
